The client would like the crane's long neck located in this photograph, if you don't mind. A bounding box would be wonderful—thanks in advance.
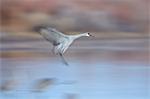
[69,33,87,40]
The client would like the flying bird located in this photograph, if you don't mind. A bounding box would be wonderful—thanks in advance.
[34,25,93,65]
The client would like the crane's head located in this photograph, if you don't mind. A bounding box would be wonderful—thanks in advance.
[84,32,93,37]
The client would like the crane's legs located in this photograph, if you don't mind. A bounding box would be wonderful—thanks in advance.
[59,53,69,66]
[52,45,69,66]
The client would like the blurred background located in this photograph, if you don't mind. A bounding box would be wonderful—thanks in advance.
[0,0,149,99]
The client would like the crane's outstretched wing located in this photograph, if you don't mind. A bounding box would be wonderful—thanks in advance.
[34,25,67,46]
[34,25,69,66]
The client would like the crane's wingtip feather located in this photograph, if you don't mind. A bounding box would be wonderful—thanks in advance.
[33,24,55,32]
[33,25,47,32]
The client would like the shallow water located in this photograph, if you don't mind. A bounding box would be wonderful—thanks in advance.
[0,57,149,99]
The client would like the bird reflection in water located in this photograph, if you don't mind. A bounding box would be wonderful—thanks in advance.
[0,80,18,92]
[32,78,57,92]
[65,93,78,99]
[32,78,76,92]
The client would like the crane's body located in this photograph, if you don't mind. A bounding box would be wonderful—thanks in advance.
[34,25,92,65]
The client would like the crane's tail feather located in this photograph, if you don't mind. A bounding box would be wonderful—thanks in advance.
[59,53,69,66]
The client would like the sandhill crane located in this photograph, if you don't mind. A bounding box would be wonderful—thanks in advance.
[34,25,93,65]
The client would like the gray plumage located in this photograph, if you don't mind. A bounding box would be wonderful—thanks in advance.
[34,25,92,65]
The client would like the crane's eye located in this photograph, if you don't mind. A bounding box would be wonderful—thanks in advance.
[88,32,91,36]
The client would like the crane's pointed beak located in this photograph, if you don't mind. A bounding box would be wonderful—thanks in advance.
[86,32,94,37]
[89,33,94,37]
[89,34,93,37]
